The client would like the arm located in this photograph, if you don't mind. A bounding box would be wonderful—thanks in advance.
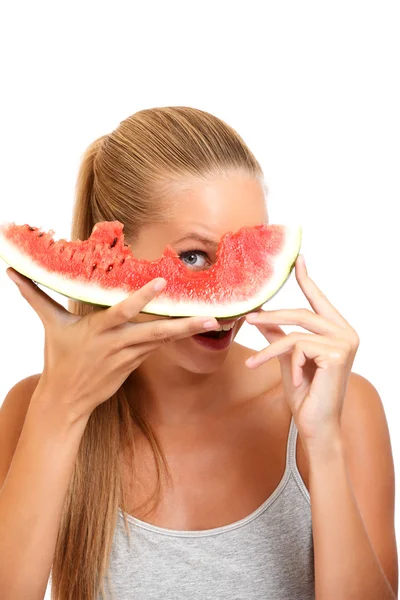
[0,383,89,600]
[307,373,398,600]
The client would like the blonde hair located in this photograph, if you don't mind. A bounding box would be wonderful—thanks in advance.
[51,106,264,600]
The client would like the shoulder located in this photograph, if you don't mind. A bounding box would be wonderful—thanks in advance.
[341,371,393,456]
[0,374,42,489]
[0,373,42,421]
[340,371,395,505]
[1,374,42,408]
[340,371,398,597]
[0,373,41,428]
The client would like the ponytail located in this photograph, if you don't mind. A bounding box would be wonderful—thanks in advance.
[54,106,261,599]
[71,135,108,242]
[68,135,107,318]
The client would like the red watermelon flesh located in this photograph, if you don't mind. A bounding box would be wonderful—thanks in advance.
[0,220,302,318]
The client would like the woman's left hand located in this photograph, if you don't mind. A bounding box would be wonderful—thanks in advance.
[244,255,360,449]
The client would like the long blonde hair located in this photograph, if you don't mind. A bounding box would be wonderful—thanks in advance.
[51,106,264,600]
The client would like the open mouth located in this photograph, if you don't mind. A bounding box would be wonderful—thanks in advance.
[197,329,231,339]
[192,321,237,350]
[197,320,236,338]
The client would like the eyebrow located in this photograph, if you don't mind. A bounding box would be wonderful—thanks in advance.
[172,233,220,248]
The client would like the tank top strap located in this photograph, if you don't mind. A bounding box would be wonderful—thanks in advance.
[286,415,311,503]
[286,415,297,472]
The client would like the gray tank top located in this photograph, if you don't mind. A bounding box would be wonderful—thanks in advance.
[101,416,315,599]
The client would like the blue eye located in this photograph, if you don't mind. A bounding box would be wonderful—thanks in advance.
[179,250,209,269]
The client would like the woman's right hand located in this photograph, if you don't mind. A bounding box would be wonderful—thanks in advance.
[6,268,219,422]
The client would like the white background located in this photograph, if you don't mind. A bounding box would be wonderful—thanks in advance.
[0,1,399,595]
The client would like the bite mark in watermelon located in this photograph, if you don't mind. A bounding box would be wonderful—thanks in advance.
[0,221,302,319]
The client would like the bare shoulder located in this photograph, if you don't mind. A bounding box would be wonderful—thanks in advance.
[1,373,42,418]
[340,372,398,597]
[0,374,42,488]
[341,372,395,472]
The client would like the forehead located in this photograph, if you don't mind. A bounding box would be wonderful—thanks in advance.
[131,174,268,259]
[167,174,268,235]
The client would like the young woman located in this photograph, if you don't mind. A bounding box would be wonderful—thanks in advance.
[0,107,397,600]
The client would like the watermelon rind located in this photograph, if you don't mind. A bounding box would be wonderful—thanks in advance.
[0,224,302,319]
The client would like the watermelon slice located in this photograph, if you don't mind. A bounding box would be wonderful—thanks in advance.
[0,221,302,319]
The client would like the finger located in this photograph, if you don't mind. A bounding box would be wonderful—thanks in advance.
[109,314,220,350]
[117,340,166,371]
[98,278,168,332]
[246,307,341,337]
[245,332,345,368]
[6,267,70,325]
[291,338,352,388]
[249,322,286,344]
[295,256,352,329]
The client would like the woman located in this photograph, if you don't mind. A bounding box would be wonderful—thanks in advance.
[0,107,397,600]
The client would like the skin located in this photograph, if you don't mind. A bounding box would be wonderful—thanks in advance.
[121,172,298,528]
[126,174,269,421]
[119,172,397,598]
[1,172,395,598]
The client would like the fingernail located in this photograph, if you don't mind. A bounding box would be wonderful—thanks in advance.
[245,356,257,367]
[153,278,167,292]
[246,312,259,320]
[203,319,218,330]
[6,270,20,285]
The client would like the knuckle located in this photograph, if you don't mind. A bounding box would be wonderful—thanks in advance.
[296,309,311,328]
[349,331,360,348]
[329,349,348,364]
[288,332,299,341]
[340,339,355,355]
[151,324,170,343]
[299,308,311,320]
[116,304,131,322]
[344,340,354,354]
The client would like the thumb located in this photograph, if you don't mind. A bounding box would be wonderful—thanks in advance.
[6,268,69,325]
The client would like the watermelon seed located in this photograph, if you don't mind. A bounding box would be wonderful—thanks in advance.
[38,233,44,237]
[28,226,36,231]
[120,258,125,265]
[92,264,97,271]
[110,237,118,248]
[107,265,113,271]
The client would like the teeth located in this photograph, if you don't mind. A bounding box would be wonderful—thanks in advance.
[218,322,235,331]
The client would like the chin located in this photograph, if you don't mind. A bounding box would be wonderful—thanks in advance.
[170,320,245,374]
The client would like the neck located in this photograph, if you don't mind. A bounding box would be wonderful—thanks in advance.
[126,343,245,426]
